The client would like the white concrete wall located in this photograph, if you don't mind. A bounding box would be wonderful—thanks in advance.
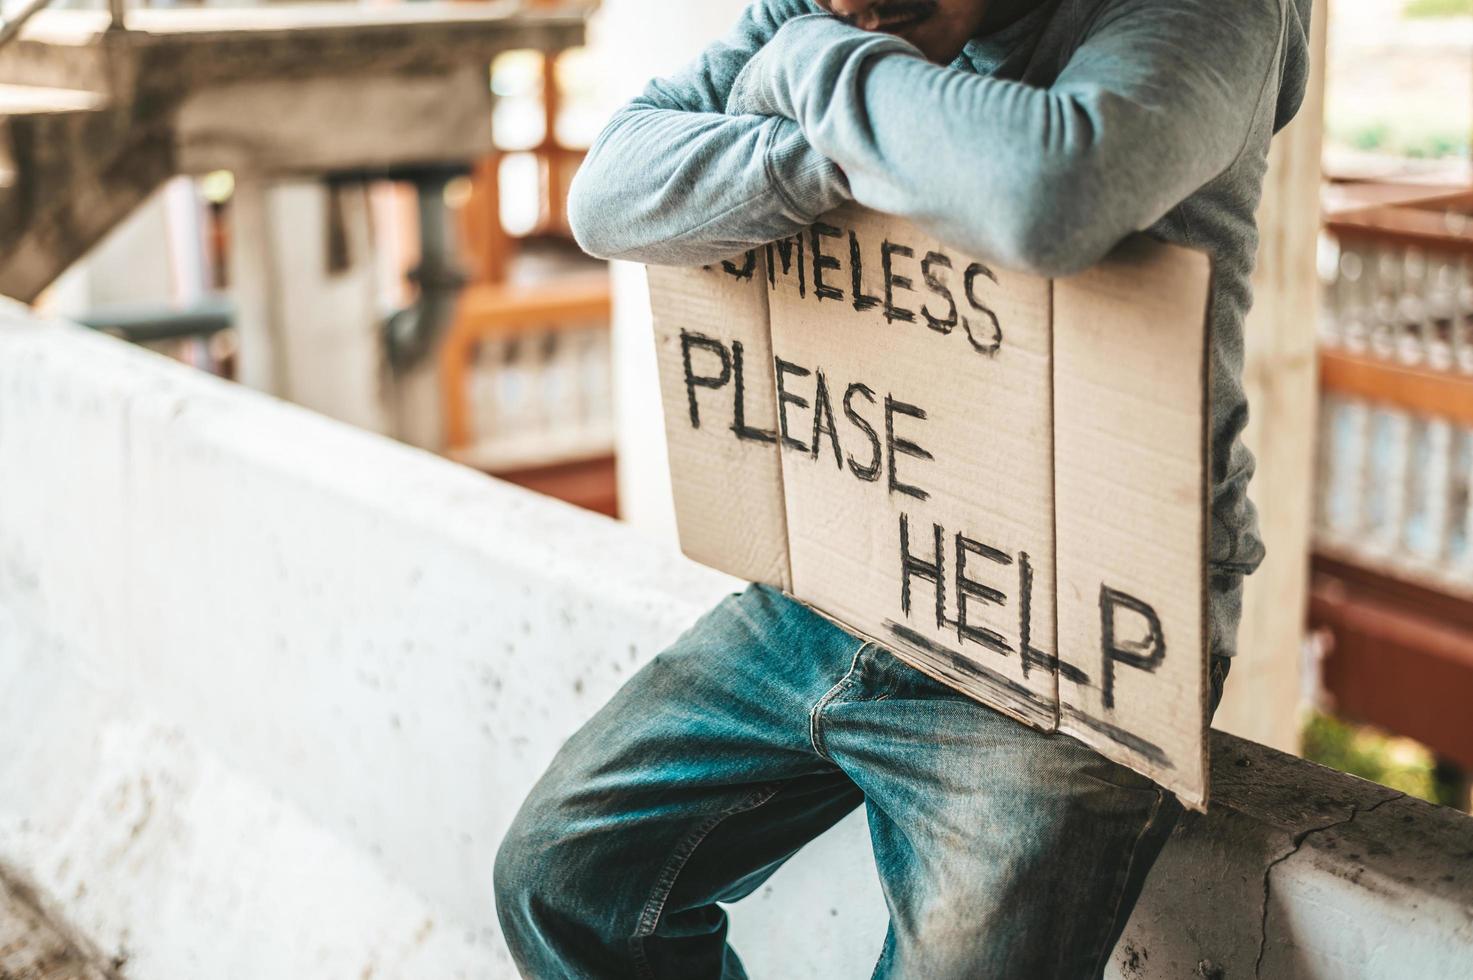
[1,316,1471,979]
[0,311,887,977]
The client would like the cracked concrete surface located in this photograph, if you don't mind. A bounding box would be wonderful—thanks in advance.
[1111,733,1471,979]
[1253,793,1406,978]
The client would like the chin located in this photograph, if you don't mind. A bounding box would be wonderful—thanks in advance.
[906,33,958,64]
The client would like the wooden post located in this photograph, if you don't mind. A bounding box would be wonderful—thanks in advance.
[1214,1,1329,751]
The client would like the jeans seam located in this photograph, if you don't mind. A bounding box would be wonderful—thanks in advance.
[628,781,784,980]
[808,641,869,762]
[1088,787,1166,978]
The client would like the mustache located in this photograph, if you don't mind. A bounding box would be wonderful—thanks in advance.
[837,1,940,29]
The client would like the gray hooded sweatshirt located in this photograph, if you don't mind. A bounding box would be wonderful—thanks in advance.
[569,0,1314,658]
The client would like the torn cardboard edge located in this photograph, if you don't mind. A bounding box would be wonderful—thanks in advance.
[649,204,1211,810]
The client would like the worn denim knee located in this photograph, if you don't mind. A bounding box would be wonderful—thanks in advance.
[493,777,567,951]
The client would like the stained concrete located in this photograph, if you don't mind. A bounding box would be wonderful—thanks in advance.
[0,867,116,980]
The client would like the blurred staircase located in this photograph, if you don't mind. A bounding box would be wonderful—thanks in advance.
[0,3,585,302]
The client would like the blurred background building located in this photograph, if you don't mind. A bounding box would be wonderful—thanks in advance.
[3,0,1473,975]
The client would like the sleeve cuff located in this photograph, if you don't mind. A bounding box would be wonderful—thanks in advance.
[765,118,850,219]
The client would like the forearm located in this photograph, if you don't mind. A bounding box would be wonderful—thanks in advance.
[568,103,848,265]
[788,41,1172,277]
[566,0,849,265]
[729,5,1277,276]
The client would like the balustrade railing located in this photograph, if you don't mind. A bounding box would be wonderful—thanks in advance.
[1315,188,1473,597]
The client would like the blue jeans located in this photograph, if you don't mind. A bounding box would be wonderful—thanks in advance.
[496,585,1226,978]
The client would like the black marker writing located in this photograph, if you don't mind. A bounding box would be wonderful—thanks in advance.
[730,340,776,444]
[810,222,843,302]
[782,226,1005,356]
[775,358,812,453]
[900,514,947,632]
[843,382,882,481]
[921,251,958,334]
[881,240,917,324]
[679,330,730,429]
[885,395,932,501]
[722,250,757,281]
[1099,585,1166,710]
[850,230,881,312]
[767,235,806,297]
[954,533,1013,655]
[1012,554,1088,682]
[809,369,843,467]
[962,262,1003,355]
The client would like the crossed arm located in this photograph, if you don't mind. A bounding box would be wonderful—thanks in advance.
[568,0,1285,278]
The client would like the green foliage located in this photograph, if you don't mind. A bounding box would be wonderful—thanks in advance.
[1405,0,1473,17]
[1348,123,1390,152]
[1427,132,1467,158]
[1302,711,1464,807]
[1328,121,1469,162]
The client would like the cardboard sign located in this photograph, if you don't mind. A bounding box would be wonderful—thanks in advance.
[649,205,1211,808]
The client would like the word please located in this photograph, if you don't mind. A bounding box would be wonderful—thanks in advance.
[680,330,935,500]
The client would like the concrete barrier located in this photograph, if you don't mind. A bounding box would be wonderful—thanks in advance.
[1,313,1470,979]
